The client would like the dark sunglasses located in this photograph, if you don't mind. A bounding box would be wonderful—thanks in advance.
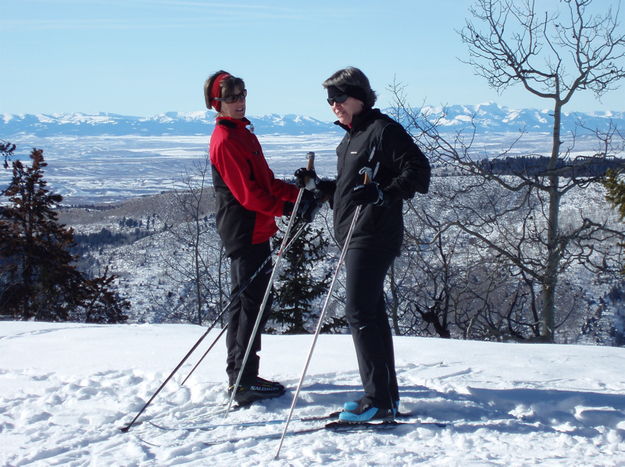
[327,94,349,105]
[215,89,247,103]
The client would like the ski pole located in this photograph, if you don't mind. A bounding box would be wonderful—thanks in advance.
[180,220,308,386]
[180,324,228,386]
[119,221,300,432]
[225,152,316,416]
[120,321,217,432]
[274,172,370,459]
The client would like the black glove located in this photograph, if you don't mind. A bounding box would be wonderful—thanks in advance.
[315,179,336,204]
[294,168,320,191]
[297,190,322,223]
[350,182,384,206]
[282,192,321,222]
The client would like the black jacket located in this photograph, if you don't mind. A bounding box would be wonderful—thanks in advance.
[331,108,430,256]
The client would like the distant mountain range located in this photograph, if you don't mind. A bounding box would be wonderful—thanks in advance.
[0,111,335,137]
[2,103,624,136]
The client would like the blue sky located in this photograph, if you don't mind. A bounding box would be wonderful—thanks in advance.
[2,0,624,121]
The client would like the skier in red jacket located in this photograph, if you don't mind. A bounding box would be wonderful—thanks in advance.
[204,70,303,405]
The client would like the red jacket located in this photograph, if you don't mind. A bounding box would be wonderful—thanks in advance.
[210,117,298,256]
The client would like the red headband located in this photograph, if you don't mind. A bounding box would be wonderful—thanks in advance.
[210,72,231,112]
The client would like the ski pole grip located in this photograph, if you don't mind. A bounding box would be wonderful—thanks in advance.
[363,172,370,184]
[306,151,315,170]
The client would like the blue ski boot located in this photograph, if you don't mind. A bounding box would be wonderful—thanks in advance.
[338,400,394,423]
[343,399,400,416]
[343,400,359,412]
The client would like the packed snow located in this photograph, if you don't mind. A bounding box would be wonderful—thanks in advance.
[2,321,625,466]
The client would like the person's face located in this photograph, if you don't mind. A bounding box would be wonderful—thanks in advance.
[219,86,247,119]
[329,96,364,126]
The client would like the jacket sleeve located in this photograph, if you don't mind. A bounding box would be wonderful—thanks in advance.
[269,177,300,203]
[380,124,431,202]
[212,140,297,217]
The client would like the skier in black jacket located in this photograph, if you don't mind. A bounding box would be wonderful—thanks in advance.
[295,66,430,423]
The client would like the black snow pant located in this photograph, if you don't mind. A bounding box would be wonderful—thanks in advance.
[344,247,399,410]
[226,241,273,386]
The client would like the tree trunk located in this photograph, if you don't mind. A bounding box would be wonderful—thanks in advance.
[388,262,401,335]
[194,217,203,325]
[542,101,563,341]
[218,244,227,326]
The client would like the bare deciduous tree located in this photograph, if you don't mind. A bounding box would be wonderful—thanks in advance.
[159,155,227,325]
[458,0,625,340]
[393,0,625,342]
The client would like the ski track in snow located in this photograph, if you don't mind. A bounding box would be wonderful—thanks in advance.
[1,322,625,466]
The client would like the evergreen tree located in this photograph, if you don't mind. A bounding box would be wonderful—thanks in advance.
[271,223,333,334]
[1,140,16,171]
[604,169,625,223]
[79,272,130,323]
[0,148,128,322]
[605,169,625,276]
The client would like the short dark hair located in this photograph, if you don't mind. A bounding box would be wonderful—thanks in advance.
[322,67,377,108]
[204,70,245,110]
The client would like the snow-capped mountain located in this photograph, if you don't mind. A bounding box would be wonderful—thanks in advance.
[0,111,337,136]
[422,103,625,133]
[2,103,624,136]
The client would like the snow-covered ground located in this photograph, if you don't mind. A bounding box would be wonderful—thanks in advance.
[2,322,625,466]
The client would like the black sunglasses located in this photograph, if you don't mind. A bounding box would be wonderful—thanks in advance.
[215,89,247,104]
[327,94,349,105]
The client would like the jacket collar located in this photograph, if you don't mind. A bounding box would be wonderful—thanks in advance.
[216,116,252,129]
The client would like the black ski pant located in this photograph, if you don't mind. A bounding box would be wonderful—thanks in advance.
[344,247,399,410]
[226,241,272,386]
